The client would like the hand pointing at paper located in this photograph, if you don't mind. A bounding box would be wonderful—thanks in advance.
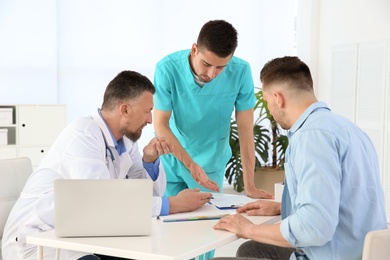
[236,200,281,216]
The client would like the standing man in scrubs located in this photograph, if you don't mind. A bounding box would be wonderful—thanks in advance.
[153,20,273,199]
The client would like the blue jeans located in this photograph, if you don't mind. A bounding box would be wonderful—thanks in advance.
[78,256,100,260]
[210,240,295,260]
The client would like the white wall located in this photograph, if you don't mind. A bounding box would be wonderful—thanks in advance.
[316,0,390,103]
[0,0,58,103]
[0,0,295,150]
[296,0,320,92]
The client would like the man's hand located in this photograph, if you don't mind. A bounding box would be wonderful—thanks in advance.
[189,162,220,192]
[143,137,173,163]
[214,213,254,239]
[236,200,281,216]
[168,188,212,214]
[245,187,274,199]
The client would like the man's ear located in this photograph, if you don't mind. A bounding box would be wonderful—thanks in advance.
[191,43,198,56]
[119,103,130,117]
[275,91,285,108]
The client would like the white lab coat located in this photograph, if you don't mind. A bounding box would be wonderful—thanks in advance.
[2,111,166,260]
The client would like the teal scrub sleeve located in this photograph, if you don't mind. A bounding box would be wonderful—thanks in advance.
[154,65,173,111]
[235,64,256,111]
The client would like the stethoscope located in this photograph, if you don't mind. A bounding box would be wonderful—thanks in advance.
[101,130,116,168]
[105,144,116,166]
[102,130,128,179]
[104,140,121,178]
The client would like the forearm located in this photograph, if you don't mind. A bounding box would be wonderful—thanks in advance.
[246,223,292,248]
[153,110,219,191]
[167,195,183,214]
[236,109,256,192]
[239,134,256,191]
[154,119,194,170]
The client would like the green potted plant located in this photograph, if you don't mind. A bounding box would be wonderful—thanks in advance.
[225,89,289,192]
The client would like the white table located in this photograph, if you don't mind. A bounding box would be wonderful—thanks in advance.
[27,213,280,260]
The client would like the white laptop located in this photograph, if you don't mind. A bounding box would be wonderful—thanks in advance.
[54,179,153,237]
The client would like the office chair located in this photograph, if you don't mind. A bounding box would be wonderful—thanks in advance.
[0,157,33,260]
[362,228,390,260]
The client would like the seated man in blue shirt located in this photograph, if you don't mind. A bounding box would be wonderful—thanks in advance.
[213,56,387,260]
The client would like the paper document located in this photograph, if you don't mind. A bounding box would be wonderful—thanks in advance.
[210,194,255,209]
[158,203,230,222]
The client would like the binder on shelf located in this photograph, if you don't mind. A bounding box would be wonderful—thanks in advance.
[0,108,13,125]
[0,129,8,145]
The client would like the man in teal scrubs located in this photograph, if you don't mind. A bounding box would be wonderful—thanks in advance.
[153,20,273,200]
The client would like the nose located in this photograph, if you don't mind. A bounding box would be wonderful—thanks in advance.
[146,111,153,124]
[206,67,217,80]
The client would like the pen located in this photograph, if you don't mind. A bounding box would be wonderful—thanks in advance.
[188,216,223,221]
[162,214,229,222]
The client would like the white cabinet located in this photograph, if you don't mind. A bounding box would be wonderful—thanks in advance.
[0,105,66,168]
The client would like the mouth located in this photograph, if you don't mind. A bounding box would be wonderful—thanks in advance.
[200,76,211,83]
[138,124,146,132]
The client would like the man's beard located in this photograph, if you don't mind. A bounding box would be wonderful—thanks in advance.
[124,129,142,142]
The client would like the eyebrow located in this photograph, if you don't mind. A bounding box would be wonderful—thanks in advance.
[202,59,228,68]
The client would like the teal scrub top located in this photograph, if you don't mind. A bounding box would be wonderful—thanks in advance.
[154,50,255,189]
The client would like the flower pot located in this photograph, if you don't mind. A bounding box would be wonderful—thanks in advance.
[254,168,285,196]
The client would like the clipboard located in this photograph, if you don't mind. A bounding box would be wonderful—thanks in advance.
[158,203,230,222]
[209,194,255,209]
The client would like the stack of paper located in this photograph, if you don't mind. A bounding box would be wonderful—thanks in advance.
[158,203,230,222]
[158,194,256,222]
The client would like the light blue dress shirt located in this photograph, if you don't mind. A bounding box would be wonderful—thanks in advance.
[280,102,387,260]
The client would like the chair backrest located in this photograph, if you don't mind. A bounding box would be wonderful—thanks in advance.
[362,228,390,260]
[0,157,33,241]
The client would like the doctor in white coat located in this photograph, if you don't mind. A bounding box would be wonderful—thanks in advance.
[2,70,212,260]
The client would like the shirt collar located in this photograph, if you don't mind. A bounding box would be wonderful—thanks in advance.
[288,101,330,138]
[97,108,127,155]
[188,54,206,88]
